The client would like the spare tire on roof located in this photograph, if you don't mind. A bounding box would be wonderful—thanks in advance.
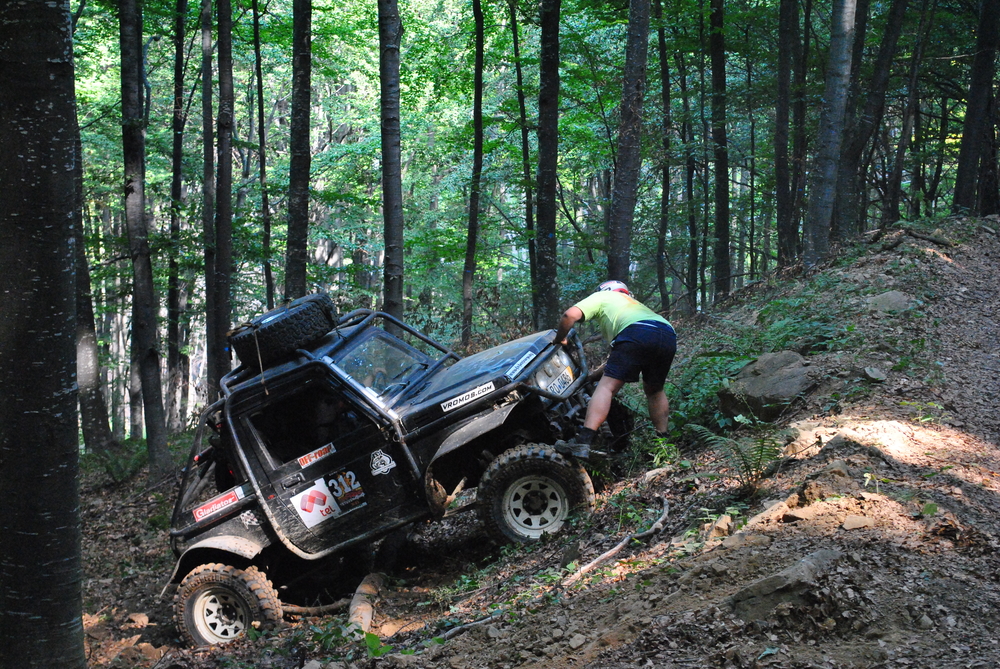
[229,293,336,370]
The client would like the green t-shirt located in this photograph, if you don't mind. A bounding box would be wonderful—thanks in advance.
[573,291,671,343]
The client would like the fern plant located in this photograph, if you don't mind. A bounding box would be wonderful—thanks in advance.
[686,423,782,492]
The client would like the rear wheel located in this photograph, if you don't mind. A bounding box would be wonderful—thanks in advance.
[478,444,595,544]
[174,563,282,647]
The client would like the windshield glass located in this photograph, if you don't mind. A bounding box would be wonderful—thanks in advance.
[334,331,428,396]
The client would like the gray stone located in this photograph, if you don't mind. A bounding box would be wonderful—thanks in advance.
[302,662,324,669]
[718,351,817,421]
[730,549,844,621]
[842,515,874,530]
[918,614,934,630]
[863,367,888,382]
[866,290,913,312]
[569,634,587,650]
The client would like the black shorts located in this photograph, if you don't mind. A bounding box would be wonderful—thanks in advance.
[604,320,676,389]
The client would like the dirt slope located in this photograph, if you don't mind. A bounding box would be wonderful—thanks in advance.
[81,220,1000,669]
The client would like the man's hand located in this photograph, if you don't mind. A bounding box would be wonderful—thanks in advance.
[554,306,584,345]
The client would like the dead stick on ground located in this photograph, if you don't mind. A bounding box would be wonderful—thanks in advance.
[283,597,352,617]
[562,496,670,589]
[348,573,385,634]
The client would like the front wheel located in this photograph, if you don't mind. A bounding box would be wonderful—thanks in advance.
[478,444,595,544]
[174,563,282,647]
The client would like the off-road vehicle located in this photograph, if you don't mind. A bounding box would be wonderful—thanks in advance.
[165,294,626,646]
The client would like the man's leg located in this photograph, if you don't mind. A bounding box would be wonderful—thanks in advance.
[584,375,627,431]
[643,382,670,434]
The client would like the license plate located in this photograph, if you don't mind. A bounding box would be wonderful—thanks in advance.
[548,367,574,394]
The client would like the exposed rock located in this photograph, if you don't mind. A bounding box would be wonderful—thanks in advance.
[842,515,874,530]
[863,366,888,382]
[866,290,913,312]
[782,507,817,523]
[569,634,587,650]
[706,514,733,539]
[722,533,772,549]
[718,351,818,421]
[730,549,844,621]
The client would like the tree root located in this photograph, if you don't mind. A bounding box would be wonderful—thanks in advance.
[562,496,670,588]
[282,598,351,617]
[347,573,385,634]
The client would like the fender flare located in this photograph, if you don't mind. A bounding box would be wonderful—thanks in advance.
[163,535,267,591]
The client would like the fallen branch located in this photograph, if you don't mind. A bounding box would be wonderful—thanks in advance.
[282,597,351,617]
[904,227,953,247]
[562,496,670,588]
[347,573,385,634]
[438,608,505,641]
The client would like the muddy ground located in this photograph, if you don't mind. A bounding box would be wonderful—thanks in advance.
[81,219,1000,668]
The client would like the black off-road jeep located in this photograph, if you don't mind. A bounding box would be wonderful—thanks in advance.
[165,294,623,646]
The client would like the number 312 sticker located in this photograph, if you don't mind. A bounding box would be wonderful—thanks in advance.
[327,469,366,512]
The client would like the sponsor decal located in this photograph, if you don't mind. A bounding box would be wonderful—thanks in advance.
[297,442,337,468]
[370,450,397,476]
[440,382,496,413]
[193,486,247,521]
[504,351,536,380]
[239,510,261,528]
[328,470,367,512]
[291,479,342,528]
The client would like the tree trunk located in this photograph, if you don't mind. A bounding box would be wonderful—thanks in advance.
[201,0,219,399]
[834,0,909,237]
[803,0,857,265]
[214,0,234,387]
[790,0,812,247]
[709,0,730,300]
[0,2,85,661]
[285,0,312,299]
[654,0,672,312]
[379,0,405,320]
[535,0,562,326]
[607,0,650,283]
[461,0,485,347]
[120,0,171,477]
[953,0,1000,213]
[167,0,188,433]
[775,0,795,266]
[508,0,538,328]
[676,52,698,312]
[252,0,275,309]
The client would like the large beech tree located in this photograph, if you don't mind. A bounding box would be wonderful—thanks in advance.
[0,0,85,664]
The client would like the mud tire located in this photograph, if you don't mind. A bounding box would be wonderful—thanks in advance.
[174,563,282,647]
[478,444,595,544]
[229,293,336,369]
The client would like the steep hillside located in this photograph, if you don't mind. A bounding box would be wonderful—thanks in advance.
[81,219,1000,669]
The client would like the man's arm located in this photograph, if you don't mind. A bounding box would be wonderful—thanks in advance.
[554,306,584,344]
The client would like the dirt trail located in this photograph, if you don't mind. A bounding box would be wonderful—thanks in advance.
[81,222,1000,669]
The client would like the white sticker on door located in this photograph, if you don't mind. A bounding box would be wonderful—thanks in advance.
[290,479,342,528]
[370,449,397,476]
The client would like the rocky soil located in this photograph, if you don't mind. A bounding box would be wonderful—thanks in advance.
[81,219,1000,669]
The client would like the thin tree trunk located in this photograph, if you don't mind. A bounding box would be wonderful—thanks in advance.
[775,0,795,266]
[654,0,672,312]
[676,52,698,312]
[0,3,84,663]
[607,0,650,283]
[201,0,219,399]
[803,0,857,265]
[379,0,405,320]
[953,0,1000,213]
[461,0,485,346]
[120,0,171,477]
[790,0,812,247]
[213,0,234,389]
[536,0,562,326]
[252,0,275,309]
[709,0,730,300]
[167,0,188,433]
[507,0,538,328]
[285,0,312,299]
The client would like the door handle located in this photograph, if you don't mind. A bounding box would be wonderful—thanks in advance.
[282,472,305,489]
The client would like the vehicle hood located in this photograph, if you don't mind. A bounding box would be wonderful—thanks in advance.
[395,330,557,429]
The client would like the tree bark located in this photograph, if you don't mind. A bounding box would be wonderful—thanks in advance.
[709,0,730,300]
[803,0,857,265]
[461,0,485,347]
[0,2,85,662]
[775,0,795,266]
[535,0,562,326]
[379,0,405,321]
[200,0,219,399]
[507,0,538,328]
[953,0,1000,213]
[252,0,275,309]
[120,0,171,477]
[607,0,650,284]
[167,0,188,432]
[213,0,234,387]
[654,0,672,312]
[285,0,312,299]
